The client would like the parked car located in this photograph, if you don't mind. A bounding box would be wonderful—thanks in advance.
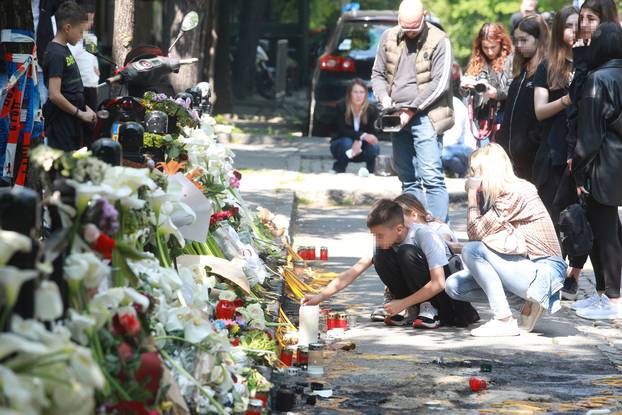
[306,10,397,137]
[306,10,444,137]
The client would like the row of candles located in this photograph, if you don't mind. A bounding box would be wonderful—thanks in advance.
[297,246,329,261]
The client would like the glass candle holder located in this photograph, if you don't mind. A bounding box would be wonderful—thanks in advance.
[280,349,293,366]
[144,110,168,134]
[320,246,328,261]
[308,343,324,367]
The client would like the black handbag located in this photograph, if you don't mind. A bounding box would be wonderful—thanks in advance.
[558,195,593,257]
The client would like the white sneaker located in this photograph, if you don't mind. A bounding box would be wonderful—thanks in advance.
[413,302,440,329]
[571,293,603,311]
[576,296,622,320]
[470,318,520,337]
[518,301,544,333]
[357,167,370,177]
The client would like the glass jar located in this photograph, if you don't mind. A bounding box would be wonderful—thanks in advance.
[280,348,293,366]
[308,343,324,367]
[320,246,328,261]
[144,110,168,134]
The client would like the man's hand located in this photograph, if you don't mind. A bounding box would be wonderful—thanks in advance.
[363,134,379,145]
[384,299,407,316]
[351,140,362,157]
[302,293,324,306]
[399,109,414,128]
[381,96,393,109]
[78,106,97,124]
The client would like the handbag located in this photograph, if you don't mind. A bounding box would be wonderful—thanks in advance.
[481,206,527,256]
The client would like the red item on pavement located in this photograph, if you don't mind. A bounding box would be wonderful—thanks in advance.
[469,377,488,392]
[216,300,237,320]
[309,246,316,260]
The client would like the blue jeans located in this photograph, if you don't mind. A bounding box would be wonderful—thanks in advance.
[445,241,566,319]
[442,144,473,177]
[392,115,448,220]
[330,137,380,173]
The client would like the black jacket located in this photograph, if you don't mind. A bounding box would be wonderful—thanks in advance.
[496,69,541,182]
[573,59,622,206]
[565,45,590,160]
[332,99,379,142]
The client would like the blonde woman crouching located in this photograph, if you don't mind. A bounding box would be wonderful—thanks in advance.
[445,143,567,337]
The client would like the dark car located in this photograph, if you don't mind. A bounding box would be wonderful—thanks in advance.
[306,10,398,137]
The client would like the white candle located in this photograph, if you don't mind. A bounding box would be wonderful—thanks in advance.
[298,305,319,346]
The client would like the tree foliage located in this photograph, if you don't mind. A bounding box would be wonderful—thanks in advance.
[306,0,571,65]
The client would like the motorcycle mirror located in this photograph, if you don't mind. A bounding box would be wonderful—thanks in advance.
[181,11,199,32]
[97,110,110,120]
[169,11,199,53]
[85,40,98,55]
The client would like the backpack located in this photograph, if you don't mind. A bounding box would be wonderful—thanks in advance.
[558,200,593,257]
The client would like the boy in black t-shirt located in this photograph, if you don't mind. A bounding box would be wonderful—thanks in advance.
[42,1,95,151]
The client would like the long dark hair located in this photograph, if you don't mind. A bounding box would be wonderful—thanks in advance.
[513,15,549,78]
[581,0,620,24]
[588,22,622,69]
[344,78,369,126]
[547,6,578,90]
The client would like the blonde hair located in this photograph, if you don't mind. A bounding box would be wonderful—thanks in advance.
[394,193,441,224]
[468,143,519,208]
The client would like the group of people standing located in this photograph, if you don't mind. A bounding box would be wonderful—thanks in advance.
[314,0,622,337]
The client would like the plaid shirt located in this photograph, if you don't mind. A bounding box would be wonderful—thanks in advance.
[467,180,562,259]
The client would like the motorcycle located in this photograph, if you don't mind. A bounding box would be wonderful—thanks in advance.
[85,11,212,165]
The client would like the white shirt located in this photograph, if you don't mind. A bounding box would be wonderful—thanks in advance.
[31,0,40,35]
[67,34,100,87]
[443,97,477,149]
[353,110,361,132]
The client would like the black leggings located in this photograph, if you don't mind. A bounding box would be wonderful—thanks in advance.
[373,244,479,327]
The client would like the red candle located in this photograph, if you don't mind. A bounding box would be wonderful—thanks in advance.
[320,246,328,261]
[309,246,316,260]
[280,349,293,366]
[254,392,269,407]
[337,313,348,330]
[327,312,338,330]
[215,300,236,320]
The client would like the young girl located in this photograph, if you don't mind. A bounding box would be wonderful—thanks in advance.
[461,23,513,144]
[303,194,479,329]
[564,0,620,303]
[497,15,549,182]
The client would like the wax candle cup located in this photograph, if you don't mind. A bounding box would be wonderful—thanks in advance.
[215,300,236,320]
[337,313,348,330]
[298,305,320,346]
[309,246,316,260]
[254,392,268,407]
[280,349,293,366]
[297,346,309,367]
[308,343,324,367]
[320,246,328,261]
[245,399,263,415]
[327,312,338,330]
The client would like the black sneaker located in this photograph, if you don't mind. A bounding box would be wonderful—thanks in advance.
[561,278,578,301]
[413,302,441,329]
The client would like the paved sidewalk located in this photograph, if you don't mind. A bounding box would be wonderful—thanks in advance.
[234,136,622,414]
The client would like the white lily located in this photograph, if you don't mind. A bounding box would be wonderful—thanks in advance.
[11,316,69,348]
[89,287,149,327]
[218,290,237,302]
[209,364,235,393]
[184,308,213,344]
[65,309,97,345]
[0,230,32,266]
[69,346,105,389]
[63,252,110,289]
[34,280,63,321]
[102,166,157,193]
[129,257,182,300]
[30,144,64,172]
[0,333,50,360]
[50,378,96,415]
[237,303,266,330]
[0,366,47,415]
[0,266,38,310]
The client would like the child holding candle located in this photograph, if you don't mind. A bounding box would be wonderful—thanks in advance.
[303,198,479,329]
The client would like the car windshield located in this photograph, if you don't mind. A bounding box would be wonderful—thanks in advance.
[336,21,393,60]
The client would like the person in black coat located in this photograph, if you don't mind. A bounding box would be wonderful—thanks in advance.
[330,78,380,173]
[572,22,622,319]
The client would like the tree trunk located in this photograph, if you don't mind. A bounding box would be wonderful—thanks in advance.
[164,0,212,93]
[112,0,135,66]
[0,0,34,55]
[232,0,269,98]
[213,0,234,113]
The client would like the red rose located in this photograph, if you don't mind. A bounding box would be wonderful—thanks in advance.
[230,338,240,346]
[112,312,142,337]
[135,352,163,404]
[93,233,116,260]
[233,298,244,308]
[117,342,134,362]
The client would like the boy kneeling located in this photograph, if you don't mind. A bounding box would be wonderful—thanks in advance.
[305,199,479,329]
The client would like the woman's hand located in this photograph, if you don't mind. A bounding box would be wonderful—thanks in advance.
[484,85,497,99]
[465,176,482,192]
[561,94,572,107]
[566,159,573,172]
[460,76,476,89]
[302,293,324,306]
[384,299,407,316]
[363,134,379,145]
[351,140,363,157]
[577,186,589,197]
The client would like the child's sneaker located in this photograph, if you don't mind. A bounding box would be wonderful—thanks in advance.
[470,318,520,337]
[413,302,440,329]
[571,293,602,310]
[371,288,394,322]
[384,305,418,326]
[576,296,622,320]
